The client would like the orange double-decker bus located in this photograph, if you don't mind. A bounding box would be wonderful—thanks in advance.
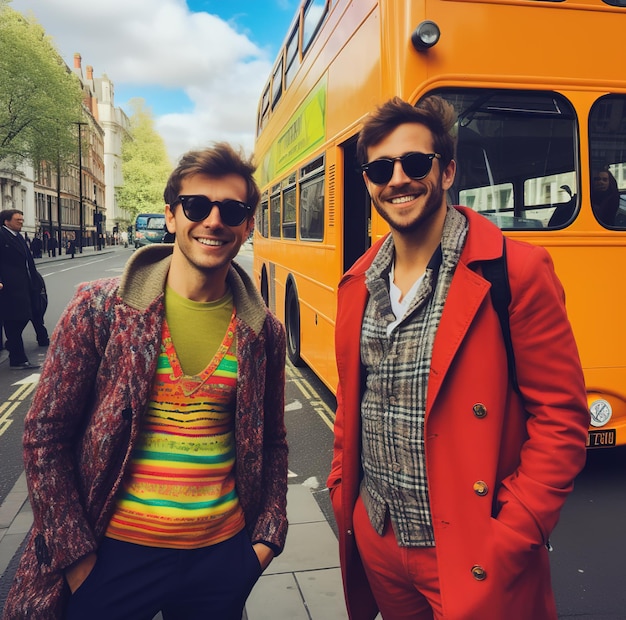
[252,0,626,448]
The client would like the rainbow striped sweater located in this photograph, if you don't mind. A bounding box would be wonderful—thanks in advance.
[106,318,245,548]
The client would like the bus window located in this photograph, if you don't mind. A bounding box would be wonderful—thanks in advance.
[299,155,325,241]
[259,195,269,237]
[300,176,324,241]
[459,182,512,218]
[285,25,300,89]
[258,83,271,135]
[282,175,297,239]
[438,89,578,230]
[589,95,626,229]
[270,190,281,238]
[272,57,284,109]
[525,172,577,227]
[302,0,327,54]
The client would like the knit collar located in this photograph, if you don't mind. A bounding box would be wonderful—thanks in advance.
[118,245,267,335]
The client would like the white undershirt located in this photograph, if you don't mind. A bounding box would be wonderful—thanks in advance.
[387,261,425,336]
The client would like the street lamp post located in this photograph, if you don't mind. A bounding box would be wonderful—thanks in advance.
[94,183,101,251]
[74,121,87,253]
[46,195,53,242]
[56,153,62,255]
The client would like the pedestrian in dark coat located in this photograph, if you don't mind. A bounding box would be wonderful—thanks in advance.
[0,210,47,368]
[47,235,57,257]
[30,235,43,258]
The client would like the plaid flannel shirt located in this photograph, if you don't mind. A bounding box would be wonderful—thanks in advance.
[360,207,468,546]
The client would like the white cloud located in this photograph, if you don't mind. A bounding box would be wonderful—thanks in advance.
[9,0,274,160]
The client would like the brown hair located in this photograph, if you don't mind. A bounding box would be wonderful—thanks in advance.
[164,143,260,216]
[356,96,456,168]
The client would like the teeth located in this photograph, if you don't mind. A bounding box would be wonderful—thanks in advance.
[390,195,416,204]
[197,238,224,246]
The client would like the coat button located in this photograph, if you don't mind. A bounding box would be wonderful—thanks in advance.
[472,403,487,418]
[471,565,487,581]
[473,481,489,496]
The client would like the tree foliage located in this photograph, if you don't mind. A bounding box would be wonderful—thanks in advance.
[0,3,84,166]
[117,99,172,220]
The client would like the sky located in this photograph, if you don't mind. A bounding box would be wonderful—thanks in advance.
[8,0,298,162]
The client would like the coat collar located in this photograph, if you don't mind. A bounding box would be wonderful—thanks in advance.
[454,206,506,265]
[341,206,505,284]
[1,225,27,255]
[336,206,507,411]
[119,244,268,335]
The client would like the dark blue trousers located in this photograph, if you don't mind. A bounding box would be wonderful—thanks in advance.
[64,530,263,620]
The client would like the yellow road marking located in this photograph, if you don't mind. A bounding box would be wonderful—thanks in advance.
[286,364,335,431]
[0,379,38,438]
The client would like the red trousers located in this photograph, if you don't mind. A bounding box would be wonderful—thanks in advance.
[353,495,443,620]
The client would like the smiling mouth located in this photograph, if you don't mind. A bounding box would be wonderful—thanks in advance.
[196,238,226,247]
[389,194,419,205]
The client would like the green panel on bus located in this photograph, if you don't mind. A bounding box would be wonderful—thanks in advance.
[261,76,327,185]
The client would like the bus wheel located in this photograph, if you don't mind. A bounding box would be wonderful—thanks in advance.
[286,285,303,366]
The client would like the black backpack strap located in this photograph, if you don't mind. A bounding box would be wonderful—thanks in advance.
[481,237,520,395]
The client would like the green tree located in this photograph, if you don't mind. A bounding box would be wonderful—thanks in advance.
[0,3,83,165]
[117,99,172,220]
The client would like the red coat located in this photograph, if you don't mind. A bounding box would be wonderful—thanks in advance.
[328,207,589,620]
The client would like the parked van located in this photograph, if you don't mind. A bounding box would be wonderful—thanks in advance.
[133,213,166,248]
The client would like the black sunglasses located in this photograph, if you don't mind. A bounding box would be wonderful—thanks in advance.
[360,152,441,185]
[173,195,252,227]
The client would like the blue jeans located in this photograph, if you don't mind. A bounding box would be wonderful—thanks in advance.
[64,530,262,620]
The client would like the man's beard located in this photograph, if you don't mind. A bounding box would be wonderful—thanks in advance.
[372,176,446,234]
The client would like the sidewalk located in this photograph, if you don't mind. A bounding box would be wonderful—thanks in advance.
[0,476,347,619]
[32,243,121,265]
[245,485,347,620]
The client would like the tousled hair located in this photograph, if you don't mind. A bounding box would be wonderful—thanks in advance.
[356,96,456,169]
[163,143,260,216]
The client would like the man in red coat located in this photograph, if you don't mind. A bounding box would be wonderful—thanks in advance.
[327,96,589,620]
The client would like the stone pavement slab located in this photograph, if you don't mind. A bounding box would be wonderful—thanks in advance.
[245,484,348,620]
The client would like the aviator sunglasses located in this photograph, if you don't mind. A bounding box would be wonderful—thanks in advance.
[173,195,253,227]
[360,152,441,185]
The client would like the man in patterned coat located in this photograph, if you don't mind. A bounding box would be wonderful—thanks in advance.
[4,143,288,620]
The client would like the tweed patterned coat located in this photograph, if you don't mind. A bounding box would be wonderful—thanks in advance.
[2,245,288,620]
